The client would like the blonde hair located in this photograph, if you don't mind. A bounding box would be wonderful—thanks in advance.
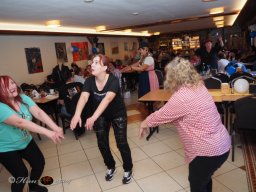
[164,57,202,93]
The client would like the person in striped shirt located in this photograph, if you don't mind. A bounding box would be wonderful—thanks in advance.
[139,57,231,192]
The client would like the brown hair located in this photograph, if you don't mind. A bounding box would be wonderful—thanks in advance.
[93,54,111,73]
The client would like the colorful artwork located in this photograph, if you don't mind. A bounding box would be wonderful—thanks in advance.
[96,43,105,54]
[111,42,119,54]
[24,47,43,74]
[71,42,88,61]
[55,42,68,62]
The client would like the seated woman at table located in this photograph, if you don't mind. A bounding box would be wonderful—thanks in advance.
[0,75,64,192]
[122,44,159,97]
[139,57,231,192]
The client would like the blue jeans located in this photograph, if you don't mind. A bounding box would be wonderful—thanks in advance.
[94,116,133,172]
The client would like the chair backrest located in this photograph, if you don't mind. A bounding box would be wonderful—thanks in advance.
[229,72,254,83]
[155,69,164,88]
[204,77,222,89]
[214,73,229,83]
[234,95,256,131]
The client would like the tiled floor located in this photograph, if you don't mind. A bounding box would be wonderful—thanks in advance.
[0,91,249,192]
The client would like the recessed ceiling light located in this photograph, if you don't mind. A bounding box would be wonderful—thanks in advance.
[124,29,132,33]
[95,25,106,32]
[215,20,224,25]
[213,16,224,21]
[132,12,139,15]
[84,0,94,3]
[209,7,224,15]
[45,20,61,28]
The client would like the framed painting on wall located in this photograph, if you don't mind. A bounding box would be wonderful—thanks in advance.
[55,42,68,62]
[96,43,105,54]
[24,47,43,74]
[71,42,88,61]
[111,42,119,54]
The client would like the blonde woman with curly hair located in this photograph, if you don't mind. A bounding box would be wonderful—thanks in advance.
[139,57,231,192]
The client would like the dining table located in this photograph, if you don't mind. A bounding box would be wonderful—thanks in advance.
[139,88,251,140]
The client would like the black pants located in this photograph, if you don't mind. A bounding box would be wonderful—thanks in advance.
[94,116,133,172]
[0,139,45,192]
[188,151,229,192]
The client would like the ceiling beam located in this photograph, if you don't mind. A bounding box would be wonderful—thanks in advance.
[103,10,240,31]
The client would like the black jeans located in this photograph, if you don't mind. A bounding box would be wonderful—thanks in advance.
[188,151,229,192]
[0,139,45,192]
[94,116,133,172]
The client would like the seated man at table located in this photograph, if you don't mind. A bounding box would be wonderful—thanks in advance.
[58,73,85,136]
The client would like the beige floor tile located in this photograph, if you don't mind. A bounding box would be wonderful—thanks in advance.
[162,135,183,150]
[44,156,59,171]
[84,146,102,160]
[152,151,185,170]
[59,150,87,167]
[41,146,58,159]
[80,137,98,149]
[128,147,148,162]
[140,141,172,157]
[46,184,64,192]
[129,135,159,147]
[61,161,93,180]
[175,148,185,158]
[137,172,183,192]
[166,165,189,188]
[215,168,249,192]
[213,161,237,177]
[104,182,143,192]
[57,141,82,155]
[0,181,11,192]
[35,137,56,149]
[212,179,233,192]
[63,175,101,192]
[127,125,141,139]
[132,159,162,180]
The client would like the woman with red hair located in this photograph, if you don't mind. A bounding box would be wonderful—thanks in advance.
[0,75,64,192]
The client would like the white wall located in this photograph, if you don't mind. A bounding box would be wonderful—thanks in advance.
[0,35,138,85]
[97,36,138,60]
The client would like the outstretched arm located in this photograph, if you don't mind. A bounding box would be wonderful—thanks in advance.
[70,92,90,130]
[86,91,116,130]
[4,115,62,143]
